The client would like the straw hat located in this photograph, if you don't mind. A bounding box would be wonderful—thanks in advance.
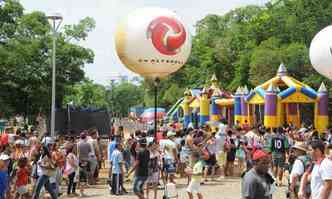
[292,142,308,152]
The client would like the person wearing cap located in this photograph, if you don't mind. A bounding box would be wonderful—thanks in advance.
[288,142,311,198]
[127,138,150,199]
[242,150,274,199]
[160,131,178,184]
[13,139,26,161]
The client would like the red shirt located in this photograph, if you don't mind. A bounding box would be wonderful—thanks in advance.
[16,168,29,187]
[156,132,164,143]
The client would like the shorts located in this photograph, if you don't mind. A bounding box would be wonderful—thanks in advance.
[163,158,176,174]
[205,154,217,167]
[89,158,98,175]
[133,176,148,193]
[227,151,236,162]
[217,151,226,166]
[272,154,285,167]
[17,185,28,195]
[186,181,201,193]
[79,166,89,183]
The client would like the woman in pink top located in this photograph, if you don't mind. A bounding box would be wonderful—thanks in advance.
[64,145,79,197]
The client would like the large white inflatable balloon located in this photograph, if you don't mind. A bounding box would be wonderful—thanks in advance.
[310,25,332,80]
[115,7,192,79]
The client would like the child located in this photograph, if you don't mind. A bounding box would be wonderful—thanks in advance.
[186,152,203,199]
[236,141,246,173]
[15,157,29,199]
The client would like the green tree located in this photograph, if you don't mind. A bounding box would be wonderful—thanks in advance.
[0,0,95,118]
[63,79,108,109]
[110,81,144,117]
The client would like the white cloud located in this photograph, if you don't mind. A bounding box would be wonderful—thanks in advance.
[20,0,267,85]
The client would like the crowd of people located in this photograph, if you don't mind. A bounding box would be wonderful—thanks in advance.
[0,119,332,199]
[0,127,105,199]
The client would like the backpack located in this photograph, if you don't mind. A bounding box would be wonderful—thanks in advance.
[294,155,311,195]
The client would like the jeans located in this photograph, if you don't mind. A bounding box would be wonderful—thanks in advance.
[133,176,148,194]
[111,173,123,195]
[67,172,77,195]
[32,175,57,199]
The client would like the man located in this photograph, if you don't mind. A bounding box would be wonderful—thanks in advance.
[108,135,119,193]
[308,141,332,199]
[110,143,125,195]
[128,138,150,199]
[288,142,310,198]
[160,131,178,183]
[242,150,274,199]
[77,131,92,197]
[87,130,100,185]
[269,127,289,186]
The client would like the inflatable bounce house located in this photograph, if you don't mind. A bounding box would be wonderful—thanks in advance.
[166,75,234,128]
[241,63,328,132]
[167,63,329,133]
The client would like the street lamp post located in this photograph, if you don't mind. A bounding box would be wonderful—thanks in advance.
[48,13,63,138]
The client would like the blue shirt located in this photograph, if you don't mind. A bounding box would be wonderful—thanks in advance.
[0,170,8,197]
[110,149,123,174]
[108,140,117,161]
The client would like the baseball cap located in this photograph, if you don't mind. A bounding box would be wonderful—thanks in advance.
[252,150,269,161]
[167,131,176,137]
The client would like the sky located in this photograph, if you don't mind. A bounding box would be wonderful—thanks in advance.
[20,0,268,85]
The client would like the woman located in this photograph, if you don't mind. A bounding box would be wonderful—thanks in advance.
[64,145,79,197]
[146,141,161,199]
[225,130,236,176]
[32,146,57,199]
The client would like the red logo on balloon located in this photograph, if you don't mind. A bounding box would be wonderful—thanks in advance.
[147,16,186,56]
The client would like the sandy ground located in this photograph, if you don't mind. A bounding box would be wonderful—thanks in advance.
[59,123,287,199]
[60,175,287,199]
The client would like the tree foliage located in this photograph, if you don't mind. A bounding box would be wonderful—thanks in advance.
[0,0,95,117]
[143,0,332,109]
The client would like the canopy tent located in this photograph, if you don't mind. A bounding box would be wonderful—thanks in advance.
[140,108,166,122]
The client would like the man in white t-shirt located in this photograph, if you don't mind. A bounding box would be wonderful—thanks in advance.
[309,141,332,199]
[160,131,178,184]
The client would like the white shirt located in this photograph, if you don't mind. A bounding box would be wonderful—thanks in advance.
[290,159,304,184]
[216,131,226,153]
[160,139,177,159]
[311,158,332,199]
